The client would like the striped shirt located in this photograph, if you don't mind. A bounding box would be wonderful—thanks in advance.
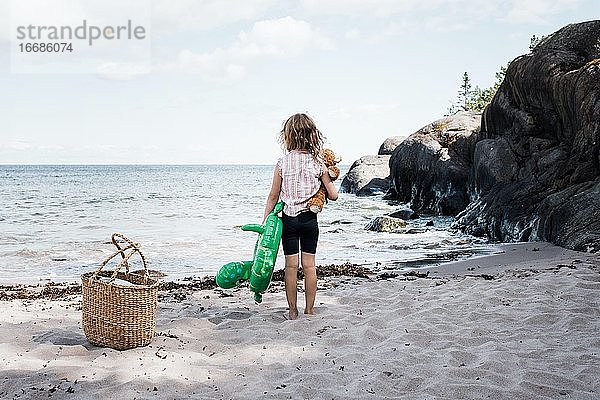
[277,150,323,217]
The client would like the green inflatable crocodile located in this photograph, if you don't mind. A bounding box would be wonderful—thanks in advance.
[216,201,284,303]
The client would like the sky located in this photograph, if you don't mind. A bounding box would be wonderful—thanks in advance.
[0,0,598,165]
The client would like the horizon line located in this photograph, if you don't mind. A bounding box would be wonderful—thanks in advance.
[0,163,274,166]
[0,162,352,167]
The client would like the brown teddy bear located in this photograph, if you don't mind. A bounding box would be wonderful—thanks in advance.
[307,148,341,213]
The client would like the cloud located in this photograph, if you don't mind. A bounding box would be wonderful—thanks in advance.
[38,144,65,151]
[326,0,589,44]
[96,62,151,80]
[503,0,584,25]
[358,103,402,113]
[332,103,403,119]
[365,21,412,43]
[177,50,247,81]
[300,0,588,31]
[299,0,416,17]
[345,28,361,40]
[0,0,82,44]
[3,141,33,151]
[3,0,276,43]
[236,17,334,56]
[0,2,8,43]
[175,16,334,80]
[299,0,490,42]
[151,0,277,32]
[424,16,470,32]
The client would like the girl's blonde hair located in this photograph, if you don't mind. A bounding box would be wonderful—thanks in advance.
[279,113,324,160]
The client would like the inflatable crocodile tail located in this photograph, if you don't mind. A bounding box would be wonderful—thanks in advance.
[216,202,284,303]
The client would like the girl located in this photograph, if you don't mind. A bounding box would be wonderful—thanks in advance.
[263,113,338,320]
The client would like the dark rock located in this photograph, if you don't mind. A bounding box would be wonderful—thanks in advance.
[455,21,600,252]
[340,155,391,196]
[404,228,428,234]
[389,111,481,215]
[365,216,407,232]
[425,221,434,227]
[388,209,419,220]
[378,136,406,155]
[403,270,429,278]
[357,178,391,196]
[331,220,353,225]
[377,272,399,280]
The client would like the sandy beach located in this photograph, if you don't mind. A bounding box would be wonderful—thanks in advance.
[1,242,599,399]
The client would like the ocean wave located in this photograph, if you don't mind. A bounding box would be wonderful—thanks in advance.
[2,248,52,259]
[0,235,23,243]
[148,193,172,199]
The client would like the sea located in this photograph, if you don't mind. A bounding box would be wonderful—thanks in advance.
[0,165,496,284]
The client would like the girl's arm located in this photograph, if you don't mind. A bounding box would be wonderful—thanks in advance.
[263,165,282,221]
[321,168,339,201]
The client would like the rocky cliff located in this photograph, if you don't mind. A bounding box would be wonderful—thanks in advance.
[454,21,600,252]
[388,111,481,215]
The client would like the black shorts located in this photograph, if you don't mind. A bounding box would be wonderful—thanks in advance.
[282,211,319,255]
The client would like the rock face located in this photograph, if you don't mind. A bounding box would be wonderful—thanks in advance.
[365,216,407,232]
[340,155,391,196]
[388,111,481,215]
[378,136,406,155]
[454,21,600,252]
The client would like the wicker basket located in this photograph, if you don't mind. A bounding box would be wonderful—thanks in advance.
[81,233,159,350]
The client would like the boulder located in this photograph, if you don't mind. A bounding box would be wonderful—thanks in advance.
[388,209,419,220]
[340,155,391,196]
[365,216,407,233]
[388,111,481,215]
[378,136,406,155]
[454,21,600,252]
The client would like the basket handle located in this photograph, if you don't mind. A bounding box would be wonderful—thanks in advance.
[92,233,150,283]
[111,233,148,274]
[112,233,130,271]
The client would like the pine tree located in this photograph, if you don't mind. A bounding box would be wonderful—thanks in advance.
[447,34,544,115]
[447,65,508,115]
[529,34,549,51]
[458,72,472,111]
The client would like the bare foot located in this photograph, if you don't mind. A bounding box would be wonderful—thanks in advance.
[285,308,299,320]
[304,308,314,315]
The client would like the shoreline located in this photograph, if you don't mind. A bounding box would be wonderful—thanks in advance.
[2,242,596,302]
[1,242,598,399]
[0,241,506,301]
[422,241,600,277]
[0,262,375,302]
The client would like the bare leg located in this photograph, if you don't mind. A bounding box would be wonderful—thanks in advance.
[284,254,299,320]
[301,252,317,315]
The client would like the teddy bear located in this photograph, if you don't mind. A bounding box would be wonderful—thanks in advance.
[307,148,341,213]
